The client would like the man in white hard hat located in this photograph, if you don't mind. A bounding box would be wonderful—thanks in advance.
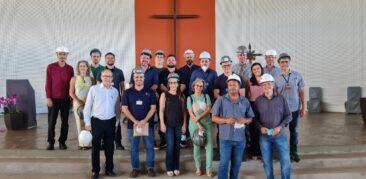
[189,51,218,100]
[45,46,74,150]
[255,73,292,179]
[211,74,254,179]
[275,53,305,163]
[232,45,252,82]
[263,50,281,77]
[84,69,119,178]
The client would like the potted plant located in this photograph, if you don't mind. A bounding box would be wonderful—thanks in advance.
[0,93,25,130]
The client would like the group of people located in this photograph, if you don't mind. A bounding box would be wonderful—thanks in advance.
[45,45,305,179]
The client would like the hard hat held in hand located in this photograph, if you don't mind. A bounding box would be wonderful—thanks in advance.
[78,130,92,146]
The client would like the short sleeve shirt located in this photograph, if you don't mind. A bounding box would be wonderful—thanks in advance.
[121,87,157,129]
[210,94,255,141]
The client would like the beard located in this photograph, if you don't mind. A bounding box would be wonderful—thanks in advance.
[167,64,176,68]
[186,60,193,66]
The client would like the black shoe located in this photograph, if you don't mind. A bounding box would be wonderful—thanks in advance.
[46,144,54,150]
[105,170,116,177]
[159,142,167,149]
[180,141,187,148]
[115,143,125,150]
[91,172,99,179]
[59,143,67,150]
[291,154,301,163]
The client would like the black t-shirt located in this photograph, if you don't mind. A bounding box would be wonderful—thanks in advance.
[163,92,183,127]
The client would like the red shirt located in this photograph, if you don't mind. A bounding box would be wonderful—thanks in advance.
[45,62,74,99]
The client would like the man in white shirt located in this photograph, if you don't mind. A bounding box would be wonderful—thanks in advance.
[84,69,119,179]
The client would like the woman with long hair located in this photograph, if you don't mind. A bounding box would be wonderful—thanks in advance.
[69,60,94,149]
[159,73,187,176]
[246,62,264,160]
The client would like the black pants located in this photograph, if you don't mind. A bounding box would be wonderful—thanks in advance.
[249,101,261,157]
[115,123,122,145]
[47,98,70,145]
[91,117,116,173]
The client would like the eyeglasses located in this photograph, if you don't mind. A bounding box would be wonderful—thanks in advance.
[195,85,203,88]
[102,75,112,78]
[169,81,178,84]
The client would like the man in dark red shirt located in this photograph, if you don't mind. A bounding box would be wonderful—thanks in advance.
[45,46,74,150]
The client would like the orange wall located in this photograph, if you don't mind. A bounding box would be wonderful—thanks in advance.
[135,0,215,69]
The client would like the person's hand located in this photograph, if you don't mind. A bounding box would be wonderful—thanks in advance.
[226,118,236,125]
[260,127,269,135]
[85,125,92,131]
[191,116,199,123]
[76,99,84,106]
[182,125,186,134]
[300,108,306,118]
[272,126,281,136]
[160,124,166,133]
[46,98,53,107]
[198,123,204,132]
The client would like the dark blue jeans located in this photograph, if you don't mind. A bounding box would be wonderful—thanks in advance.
[289,111,299,155]
[218,139,246,179]
[260,134,291,179]
[128,128,155,170]
[165,125,182,171]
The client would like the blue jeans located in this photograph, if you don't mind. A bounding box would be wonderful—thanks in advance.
[165,125,182,171]
[259,134,291,179]
[289,111,299,156]
[128,128,155,169]
[218,139,246,179]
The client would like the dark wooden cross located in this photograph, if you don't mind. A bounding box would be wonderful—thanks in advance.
[151,0,199,56]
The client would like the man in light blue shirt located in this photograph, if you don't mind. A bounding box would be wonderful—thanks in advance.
[274,53,305,163]
[232,45,252,82]
[211,74,254,179]
[84,69,119,178]
[263,49,281,78]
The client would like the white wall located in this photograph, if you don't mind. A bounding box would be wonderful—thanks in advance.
[1,0,365,113]
[215,0,366,112]
[0,0,136,113]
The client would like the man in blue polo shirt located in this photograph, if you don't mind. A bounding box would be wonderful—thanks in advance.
[129,49,159,91]
[214,55,245,98]
[122,67,157,178]
[275,53,305,163]
[189,51,217,100]
[211,74,254,179]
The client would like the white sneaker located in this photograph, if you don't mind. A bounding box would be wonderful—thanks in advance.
[174,170,180,176]
[167,171,174,177]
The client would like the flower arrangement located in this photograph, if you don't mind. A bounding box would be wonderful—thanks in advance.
[0,93,19,114]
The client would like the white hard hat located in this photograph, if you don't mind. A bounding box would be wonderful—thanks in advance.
[184,49,194,55]
[265,49,277,56]
[227,74,241,84]
[56,46,69,53]
[199,51,211,60]
[259,73,275,84]
[78,130,92,146]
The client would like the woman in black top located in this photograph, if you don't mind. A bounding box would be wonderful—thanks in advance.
[159,73,187,176]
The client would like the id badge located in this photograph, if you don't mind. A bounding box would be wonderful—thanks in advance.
[284,84,292,91]
[136,100,143,105]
